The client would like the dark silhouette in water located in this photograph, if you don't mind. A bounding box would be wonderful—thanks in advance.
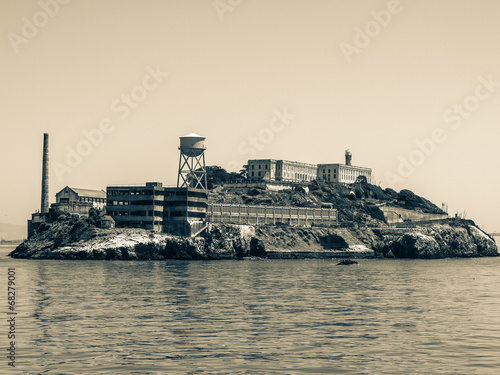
[337,259,358,265]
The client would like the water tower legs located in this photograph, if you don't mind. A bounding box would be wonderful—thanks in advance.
[177,150,207,190]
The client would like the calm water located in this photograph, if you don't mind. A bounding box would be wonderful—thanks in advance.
[1,245,500,374]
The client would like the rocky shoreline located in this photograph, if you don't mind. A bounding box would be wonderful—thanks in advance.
[9,214,498,260]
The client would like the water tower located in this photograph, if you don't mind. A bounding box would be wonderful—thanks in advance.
[177,133,207,190]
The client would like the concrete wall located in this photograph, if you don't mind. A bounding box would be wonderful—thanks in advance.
[51,202,93,215]
[221,181,311,193]
[380,205,448,224]
[207,203,338,226]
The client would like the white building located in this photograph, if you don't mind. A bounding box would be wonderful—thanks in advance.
[316,163,372,184]
[246,159,317,183]
[246,150,372,185]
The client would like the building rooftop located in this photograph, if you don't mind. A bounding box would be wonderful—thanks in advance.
[61,187,106,199]
[180,132,204,139]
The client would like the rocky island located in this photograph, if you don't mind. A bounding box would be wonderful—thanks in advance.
[10,179,498,260]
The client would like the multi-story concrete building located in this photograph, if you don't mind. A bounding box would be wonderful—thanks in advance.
[106,182,166,232]
[317,164,372,184]
[106,182,207,235]
[317,150,372,184]
[277,160,318,182]
[247,159,317,183]
[246,150,372,185]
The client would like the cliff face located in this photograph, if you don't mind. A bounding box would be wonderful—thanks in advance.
[9,215,263,260]
[374,222,498,259]
[9,214,498,260]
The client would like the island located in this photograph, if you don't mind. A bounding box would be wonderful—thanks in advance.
[10,179,498,260]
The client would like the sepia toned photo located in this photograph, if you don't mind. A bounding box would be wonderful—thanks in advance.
[1,1,500,374]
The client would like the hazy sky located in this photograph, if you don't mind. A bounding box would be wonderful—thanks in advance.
[1,0,500,231]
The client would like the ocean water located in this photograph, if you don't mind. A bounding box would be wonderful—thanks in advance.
[1,244,500,374]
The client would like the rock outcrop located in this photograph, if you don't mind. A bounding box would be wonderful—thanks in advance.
[376,221,498,259]
[386,233,441,258]
[9,214,497,260]
[10,215,258,260]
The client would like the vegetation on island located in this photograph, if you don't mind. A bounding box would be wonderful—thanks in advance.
[206,166,445,226]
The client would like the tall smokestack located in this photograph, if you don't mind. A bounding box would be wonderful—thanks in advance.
[41,133,49,213]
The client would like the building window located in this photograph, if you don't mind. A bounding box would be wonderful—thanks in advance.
[258,171,261,176]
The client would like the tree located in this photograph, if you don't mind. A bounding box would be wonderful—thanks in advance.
[205,166,245,189]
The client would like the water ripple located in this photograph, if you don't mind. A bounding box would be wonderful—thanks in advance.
[1,247,500,374]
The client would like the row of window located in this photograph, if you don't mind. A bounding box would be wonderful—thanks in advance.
[107,189,207,198]
[321,168,337,174]
[322,174,337,180]
[108,200,207,208]
[108,190,155,196]
[249,163,316,173]
[78,197,105,203]
[250,171,315,179]
[249,166,369,182]
[108,210,205,218]
[250,164,269,170]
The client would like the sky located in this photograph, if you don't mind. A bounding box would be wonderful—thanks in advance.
[1,0,500,232]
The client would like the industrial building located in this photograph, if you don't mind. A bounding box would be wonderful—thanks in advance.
[106,183,207,235]
[53,186,106,214]
[106,133,209,236]
[29,185,110,237]
[246,150,372,185]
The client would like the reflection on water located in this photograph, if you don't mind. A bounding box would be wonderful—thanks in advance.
[1,246,500,374]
